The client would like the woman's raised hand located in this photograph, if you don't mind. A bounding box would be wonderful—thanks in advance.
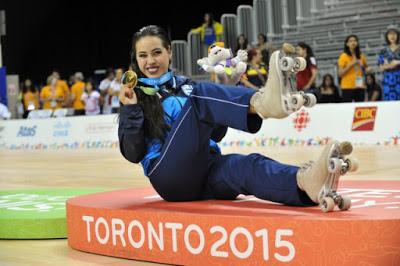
[119,70,138,105]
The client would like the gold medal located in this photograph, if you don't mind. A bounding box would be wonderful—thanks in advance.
[121,70,138,88]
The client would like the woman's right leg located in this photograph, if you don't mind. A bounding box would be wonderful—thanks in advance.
[207,153,315,206]
[207,140,354,207]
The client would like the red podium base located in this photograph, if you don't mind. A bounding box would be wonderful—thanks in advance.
[67,181,400,265]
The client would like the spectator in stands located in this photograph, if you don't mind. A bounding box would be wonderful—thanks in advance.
[296,42,318,97]
[68,74,76,87]
[40,75,65,110]
[365,73,382,101]
[191,13,223,56]
[338,35,370,102]
[378,27,400,101]
[241,48,267,90]
[21,79,39,118]
[99,68,115,114]
[70,72,86,115]
[81,79,100,115]
[318,74,341,103]
[235,34,250,54]
[110,68,123,113]
[52,70,70,107]
[256,33,275,67]
[0,102,11,119]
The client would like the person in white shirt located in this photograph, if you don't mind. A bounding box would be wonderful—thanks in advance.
[81,79,100,115]
[109,68,123,113]
[99,68,115,114]
[0,102,11,119]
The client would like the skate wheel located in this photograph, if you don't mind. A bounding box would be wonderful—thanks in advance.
[290,94,304,110]
[328,158,341,174]
[303,93,317,107]
[339,141,353,155]
[294,57,307,72]
[345,157,359,172]
[279,57,294,72]
[320,197,335,213]
[338,196,351,211]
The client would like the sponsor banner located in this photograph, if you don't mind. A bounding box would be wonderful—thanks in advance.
[221,101,400,147]
[0,114,119,150]
[0,102,399,150]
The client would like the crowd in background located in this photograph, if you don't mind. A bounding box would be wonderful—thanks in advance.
[235,28,399,103]
[18,68,124,118]
[12,16,400,119]
[192,13,399,102]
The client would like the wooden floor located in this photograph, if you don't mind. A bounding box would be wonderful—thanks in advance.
[0,145,399,265]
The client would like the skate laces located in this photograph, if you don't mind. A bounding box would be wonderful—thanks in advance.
[299,160,314,173]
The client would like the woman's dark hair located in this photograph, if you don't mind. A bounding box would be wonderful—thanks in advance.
[236,34,248,52]
[258,33,267,44]
[344,34,361,59]
[297,42,314,67]
[130,25,171,141]
[21,79,37,94]
[385,28,399,45]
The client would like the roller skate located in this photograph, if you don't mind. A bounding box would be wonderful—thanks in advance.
[296,140,359,212]
[250,43,317,119]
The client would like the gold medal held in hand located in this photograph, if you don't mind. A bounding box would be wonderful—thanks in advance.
[121,70,138,88]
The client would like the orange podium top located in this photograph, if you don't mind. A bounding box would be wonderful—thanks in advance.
[67,180,400,266]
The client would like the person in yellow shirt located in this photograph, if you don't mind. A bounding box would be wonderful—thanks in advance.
[191,13,223,57]
[241,48,267,90]
[338,34,371,102]
[21,79,40,118]
[52,71,70,107]
[40,76,65,110]
[70,72,86,115]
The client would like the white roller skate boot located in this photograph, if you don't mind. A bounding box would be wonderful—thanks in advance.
[296,140,359,212]
[250,43,317,119]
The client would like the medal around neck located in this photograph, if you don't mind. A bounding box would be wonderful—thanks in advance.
[121,70,159,96]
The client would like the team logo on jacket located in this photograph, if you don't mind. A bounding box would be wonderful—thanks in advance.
[352,106,377,131]
[181,85,193,96]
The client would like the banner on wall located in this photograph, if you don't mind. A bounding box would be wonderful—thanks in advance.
[220,101,400,148]
[0,114,119,150]
[0,102,399,151]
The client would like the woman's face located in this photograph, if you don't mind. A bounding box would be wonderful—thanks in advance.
[325,76,332,86]
[135,36,171,78]
[204,14,210,23]
[50,77,57,87]
[86,82,93,92]
[296,46,306,58]
[239,36,245,45]
[254,50,262,63]
[387,31,398,45]
[366,75,373,85]
[115,68,123,80]
[346,37,358,50]
[257,35,265,44]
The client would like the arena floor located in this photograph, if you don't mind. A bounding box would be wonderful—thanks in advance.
[0,145,399,265]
